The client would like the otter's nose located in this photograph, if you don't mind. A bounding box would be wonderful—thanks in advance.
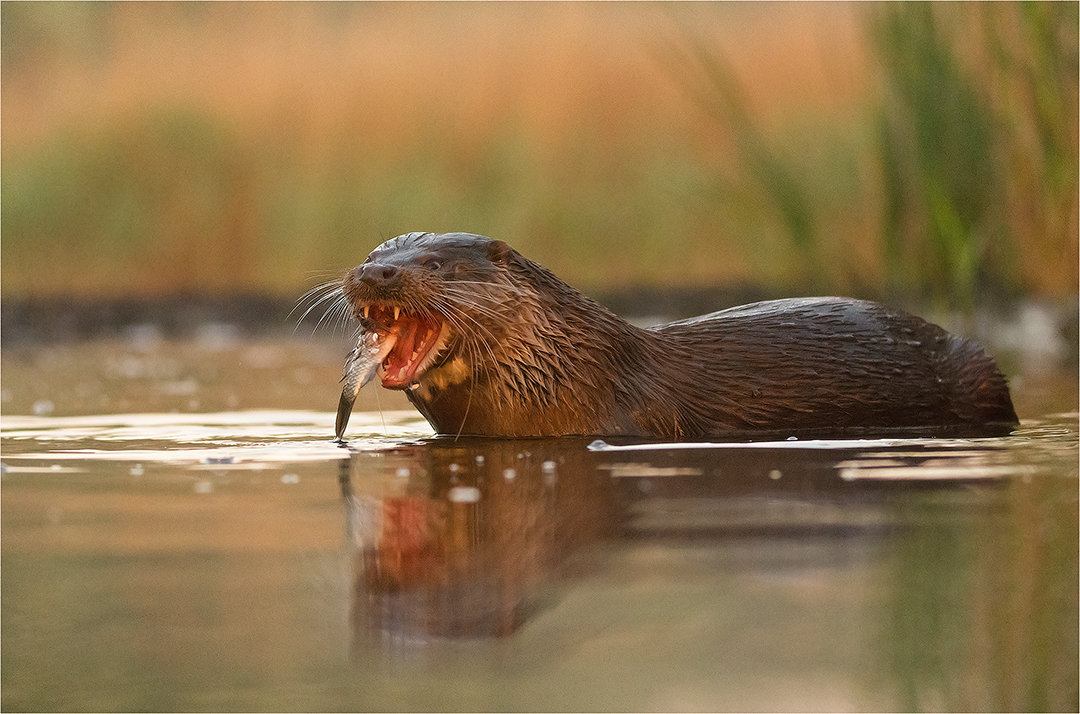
[358,263,399,286]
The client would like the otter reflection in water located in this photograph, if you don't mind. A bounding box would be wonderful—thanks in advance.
[338,437,1009,643]
[338,438,620,641]
[319,232,1017,440]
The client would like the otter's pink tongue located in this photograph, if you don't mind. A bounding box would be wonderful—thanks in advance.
[379,314,441,389]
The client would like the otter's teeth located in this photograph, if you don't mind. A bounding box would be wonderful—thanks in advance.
[362,305,370,319]
[408,383,420,391]
[393,306,401,320]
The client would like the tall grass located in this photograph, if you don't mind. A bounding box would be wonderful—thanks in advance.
[874,4,1001,308]
[1,3,1075,308]
[2,111,747,297]
[872,2,1078,308]
[664,3,1077,310]
[2,110,259,295]
[655,28,871,295]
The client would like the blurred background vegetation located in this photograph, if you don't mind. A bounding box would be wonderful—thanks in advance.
[2,2,1077,312]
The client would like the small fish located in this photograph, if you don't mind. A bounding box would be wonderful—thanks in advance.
[334,332,385,442]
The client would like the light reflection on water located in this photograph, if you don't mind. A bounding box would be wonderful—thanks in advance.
[1,409,1077,711]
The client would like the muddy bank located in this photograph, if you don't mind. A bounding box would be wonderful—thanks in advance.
[2,290,1075,377]
[0,287,774,346]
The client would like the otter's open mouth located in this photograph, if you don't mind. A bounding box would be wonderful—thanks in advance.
[358,304,447,389]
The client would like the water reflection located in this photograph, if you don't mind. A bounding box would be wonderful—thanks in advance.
[2,411,1076,711]
[334,431,1071,655]
[338,438,619,641]
[879,471,1079,712]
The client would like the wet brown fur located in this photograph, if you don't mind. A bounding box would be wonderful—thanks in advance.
[336,232,1018,439]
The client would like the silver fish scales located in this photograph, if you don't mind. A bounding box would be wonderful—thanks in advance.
[334,331,382,442]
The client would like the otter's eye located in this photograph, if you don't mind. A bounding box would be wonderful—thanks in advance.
[423,260,441,272]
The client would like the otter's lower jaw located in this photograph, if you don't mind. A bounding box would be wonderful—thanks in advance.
[376,322,453,390]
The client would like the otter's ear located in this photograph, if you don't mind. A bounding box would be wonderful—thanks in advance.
[487,240,515,264]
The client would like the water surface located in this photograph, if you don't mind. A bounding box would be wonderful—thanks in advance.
[1,338,1077,712]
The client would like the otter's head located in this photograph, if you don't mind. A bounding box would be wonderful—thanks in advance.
[340,232,523,391]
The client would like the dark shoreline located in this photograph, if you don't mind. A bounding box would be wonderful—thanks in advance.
[2,291,1076,373]
[0,286,773,347]
[1,293,300,346]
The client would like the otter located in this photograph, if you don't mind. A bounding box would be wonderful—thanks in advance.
[327,231,1017,439]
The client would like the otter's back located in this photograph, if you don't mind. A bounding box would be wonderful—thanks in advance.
[652,297,1017,435]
